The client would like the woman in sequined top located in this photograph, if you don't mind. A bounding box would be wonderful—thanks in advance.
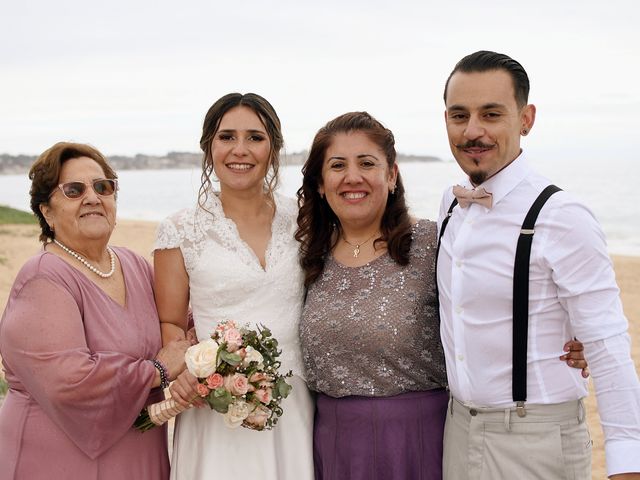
[295,111,448,480]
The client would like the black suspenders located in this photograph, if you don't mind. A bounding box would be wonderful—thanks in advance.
[512,184,562,414]
[434,198,458,301]
[437,185,562,415]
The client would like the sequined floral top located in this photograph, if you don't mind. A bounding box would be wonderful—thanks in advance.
[299,219,447,398]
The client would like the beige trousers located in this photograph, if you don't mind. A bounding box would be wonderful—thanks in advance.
[443,397,592,480]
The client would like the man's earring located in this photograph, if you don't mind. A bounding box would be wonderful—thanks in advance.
[521,128,529,135]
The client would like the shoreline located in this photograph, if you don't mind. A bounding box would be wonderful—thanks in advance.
[1,221,638,478]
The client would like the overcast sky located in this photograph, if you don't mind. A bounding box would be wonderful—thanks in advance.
[1,0,638,164]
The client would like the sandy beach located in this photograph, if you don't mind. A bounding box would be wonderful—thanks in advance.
[0,220,638,478]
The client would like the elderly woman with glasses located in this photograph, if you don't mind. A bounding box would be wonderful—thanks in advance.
[0,142,190,479]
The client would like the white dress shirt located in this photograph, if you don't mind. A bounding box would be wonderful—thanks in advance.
[437,153,640,475]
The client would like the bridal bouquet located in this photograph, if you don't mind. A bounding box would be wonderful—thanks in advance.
[135,320,293,432]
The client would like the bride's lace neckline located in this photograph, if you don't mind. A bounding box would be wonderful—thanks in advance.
[199,192,289,272]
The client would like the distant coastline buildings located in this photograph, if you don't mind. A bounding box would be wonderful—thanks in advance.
[0,151,441,175]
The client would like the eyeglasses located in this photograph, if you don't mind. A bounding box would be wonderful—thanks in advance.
[50,179,118,199]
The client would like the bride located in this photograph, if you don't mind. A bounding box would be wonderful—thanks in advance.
[154,93,314,479]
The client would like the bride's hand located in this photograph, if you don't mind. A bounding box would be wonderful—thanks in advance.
[169,370,205,408]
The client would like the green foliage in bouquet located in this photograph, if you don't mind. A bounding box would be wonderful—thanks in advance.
[207,387,234,413]
[134,407,156,432]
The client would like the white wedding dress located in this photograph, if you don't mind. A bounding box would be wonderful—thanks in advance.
[155,192,314,480]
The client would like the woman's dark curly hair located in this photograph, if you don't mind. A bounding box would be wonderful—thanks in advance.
[295,111,412,287]
[29,142,117,244]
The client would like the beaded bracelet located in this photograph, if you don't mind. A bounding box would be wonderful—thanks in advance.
[152,359,170,390]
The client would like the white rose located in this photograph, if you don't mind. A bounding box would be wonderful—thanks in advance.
[241,346,264,368]
[185,339,220,378]
[223,400,250,428]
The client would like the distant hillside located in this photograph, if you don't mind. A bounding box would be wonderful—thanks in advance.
[0,205,36,224]
[0,152,202,174]
[0,151,441,175]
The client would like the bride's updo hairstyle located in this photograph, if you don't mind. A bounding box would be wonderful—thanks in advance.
[198,93,284,209]
[295,111,412,287]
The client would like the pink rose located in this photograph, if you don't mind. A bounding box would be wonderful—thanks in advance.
[216,320,237,334]
[254,387,272,404]
[196,383,210,397]
[223,328,243,352]
[249,372,271,383]
[245,404,271,429]
[206,373,224,389]
[224,373,249,396]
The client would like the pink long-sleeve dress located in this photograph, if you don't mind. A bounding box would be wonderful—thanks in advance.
[0,247,169,480]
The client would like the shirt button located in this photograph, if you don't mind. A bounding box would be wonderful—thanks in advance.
[469,408,478,416]
[466,219,473,225]
[455,260,462,268]
[455,306,463,314]
[457,354,464,361]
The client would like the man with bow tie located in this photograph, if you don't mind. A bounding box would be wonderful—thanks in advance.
[436,50,640,479]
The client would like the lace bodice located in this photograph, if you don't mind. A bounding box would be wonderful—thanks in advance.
[155,193,306,378]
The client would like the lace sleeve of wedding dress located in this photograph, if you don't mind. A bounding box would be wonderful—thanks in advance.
[154,207,212,274]
[155,215,182,250]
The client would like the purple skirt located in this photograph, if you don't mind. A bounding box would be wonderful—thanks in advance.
[314,389,448,480]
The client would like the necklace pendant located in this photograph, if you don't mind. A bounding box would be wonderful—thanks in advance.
[353,245,360,258]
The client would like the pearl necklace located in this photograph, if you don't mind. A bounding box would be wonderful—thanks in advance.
[53,239,116,278]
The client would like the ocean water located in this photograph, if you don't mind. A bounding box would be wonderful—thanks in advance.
[0,159,637,256]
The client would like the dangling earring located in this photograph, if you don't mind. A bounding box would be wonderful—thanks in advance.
[390,184,396,195]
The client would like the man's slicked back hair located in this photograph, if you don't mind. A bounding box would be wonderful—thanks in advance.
[443,50,530,108]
